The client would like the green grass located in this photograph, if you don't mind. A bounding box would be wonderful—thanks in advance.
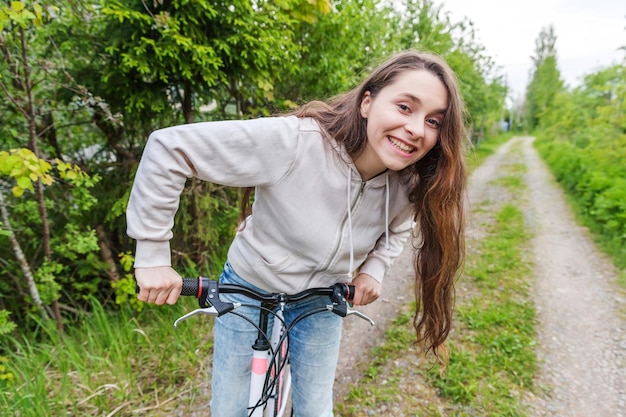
[427,145,536,415]
[1,297,213,416]
[430,203,535,415]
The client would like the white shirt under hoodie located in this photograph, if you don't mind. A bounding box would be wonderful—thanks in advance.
[126,116,414,293]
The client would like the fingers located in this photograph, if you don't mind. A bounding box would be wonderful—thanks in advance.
[165,289,180,305]
[152,288,177,305]
[354,288,380,305]
[145,286,180,306]
[135,266,182,305]
[351,273,382,306]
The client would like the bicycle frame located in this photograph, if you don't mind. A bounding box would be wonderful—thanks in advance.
[172,277,374,417]
[269,308,291,417]
[249,304,290,417]
[251,308,291,417]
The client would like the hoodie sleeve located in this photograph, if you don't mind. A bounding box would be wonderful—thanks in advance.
[126,116,301,267]
[357,205,413,284]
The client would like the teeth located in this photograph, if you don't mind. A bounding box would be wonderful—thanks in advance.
[388,137,416,153]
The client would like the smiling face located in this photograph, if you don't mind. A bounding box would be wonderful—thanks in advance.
[355,69,448,181]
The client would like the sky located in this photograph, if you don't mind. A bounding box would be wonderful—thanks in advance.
[438,0,626,101]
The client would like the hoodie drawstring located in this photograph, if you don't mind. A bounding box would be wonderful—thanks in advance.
[385,174,390,250]
[347,169,354,276]
[346,169,391,276]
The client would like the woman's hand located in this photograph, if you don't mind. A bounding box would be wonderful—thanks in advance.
[135,266,182,305]
[351,273,382,306]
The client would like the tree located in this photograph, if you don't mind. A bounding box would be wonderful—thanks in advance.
[71,0,334,273]
[1,1,66,330]
[274,0,395,105]
[0,1,102,332]
[534,60,626,265]
[524,24,564,130]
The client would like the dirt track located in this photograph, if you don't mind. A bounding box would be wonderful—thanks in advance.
[336,136,626,416]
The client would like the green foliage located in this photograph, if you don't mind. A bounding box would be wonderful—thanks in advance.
[0,149,96,200]
[0,148,54,197]
[525,25,564,130]
[0,1,47,30]
[111,251,145,311]
[0,150,102,325]
[81,0,331,122]
[0,310,17,336]
[535,62,626,268]
[537,138,626,267]
[275,0,393,104]
[99,0,222,106]
[33,261,63,305]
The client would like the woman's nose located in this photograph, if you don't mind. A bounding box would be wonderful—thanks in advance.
[405,118,425,139]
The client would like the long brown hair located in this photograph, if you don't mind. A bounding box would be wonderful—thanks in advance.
[242,51,467,364]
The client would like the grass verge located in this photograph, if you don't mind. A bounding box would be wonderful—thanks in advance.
[430,203,535,416]
[1,297,213,416]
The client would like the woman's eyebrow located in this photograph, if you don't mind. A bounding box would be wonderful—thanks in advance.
[399,93,447,114]
[399,92,421,103]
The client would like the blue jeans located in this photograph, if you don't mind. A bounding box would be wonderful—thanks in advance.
[210,262,342,417]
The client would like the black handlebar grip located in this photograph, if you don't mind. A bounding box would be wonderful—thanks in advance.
[181,278,200,297]
[135,280,199,296]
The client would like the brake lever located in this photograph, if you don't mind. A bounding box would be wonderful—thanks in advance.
[326,303,375,326]
[174,307,219,328]
[345,308,375,326]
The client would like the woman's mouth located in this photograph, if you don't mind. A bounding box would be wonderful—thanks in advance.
[388,136,416,154]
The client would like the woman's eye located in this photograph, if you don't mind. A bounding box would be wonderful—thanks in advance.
[398,104,410,112]
[426,118,441,128]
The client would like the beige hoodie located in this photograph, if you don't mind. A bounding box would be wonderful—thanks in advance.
[126,116,413,293]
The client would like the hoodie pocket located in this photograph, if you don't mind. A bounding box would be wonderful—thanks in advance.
[252,252,312,293]
[258,252,296,271]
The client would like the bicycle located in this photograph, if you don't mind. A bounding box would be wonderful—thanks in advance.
[171,276,375,417]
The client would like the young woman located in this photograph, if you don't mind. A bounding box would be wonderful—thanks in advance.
[127,50,467,416]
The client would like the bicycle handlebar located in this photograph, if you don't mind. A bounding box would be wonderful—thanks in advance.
[168,277,373,328]
[137,278,354,303]
[181,276,354,305]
